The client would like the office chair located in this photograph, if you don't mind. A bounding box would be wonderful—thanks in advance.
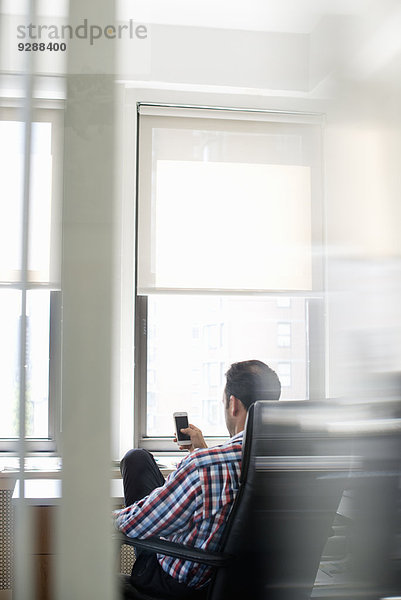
[117,401,347,600]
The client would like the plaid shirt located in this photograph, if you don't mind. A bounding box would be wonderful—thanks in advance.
[114,432,243,588]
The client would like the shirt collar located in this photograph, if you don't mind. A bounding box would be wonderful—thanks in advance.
[231,431,244,443]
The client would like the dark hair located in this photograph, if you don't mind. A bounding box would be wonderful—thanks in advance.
[224,360,281,410]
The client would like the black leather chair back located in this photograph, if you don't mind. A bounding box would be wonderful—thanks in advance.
[209,401,349,600]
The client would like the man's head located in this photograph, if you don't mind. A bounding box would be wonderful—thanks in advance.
[223,360,281,436]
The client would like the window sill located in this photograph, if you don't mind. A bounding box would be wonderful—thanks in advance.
[1,454,181,505]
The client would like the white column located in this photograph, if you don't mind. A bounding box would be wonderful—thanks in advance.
[56,1,117,598]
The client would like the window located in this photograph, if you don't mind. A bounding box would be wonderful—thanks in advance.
[0,109,62,452]
[204,324,220,350]
[277,322,292,347]
[277,297,291,308]
[277,362,292,388]
[135,104,324,450]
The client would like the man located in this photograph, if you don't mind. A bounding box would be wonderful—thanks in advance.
[114,359,281,599]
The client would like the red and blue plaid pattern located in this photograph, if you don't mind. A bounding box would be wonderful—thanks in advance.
[114,432,243,588]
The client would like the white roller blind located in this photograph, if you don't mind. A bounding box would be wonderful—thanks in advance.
[137,105,322,294]
[0,119,54,284]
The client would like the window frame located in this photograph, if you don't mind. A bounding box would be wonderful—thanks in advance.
[133,102,326,452]
[0,104,63,454]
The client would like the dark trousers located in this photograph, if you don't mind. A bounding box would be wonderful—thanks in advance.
[120,448,165,507]
[119,449,206,600]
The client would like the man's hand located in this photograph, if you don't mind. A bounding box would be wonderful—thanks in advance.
[174,424,208,453]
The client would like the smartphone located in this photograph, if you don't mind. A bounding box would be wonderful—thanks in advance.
[173,412,191,445]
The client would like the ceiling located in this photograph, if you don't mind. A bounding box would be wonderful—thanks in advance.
[1,0,371,34]
[116,0,369,33]
[3,0,401,88]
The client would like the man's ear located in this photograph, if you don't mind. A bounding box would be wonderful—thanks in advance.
[230,395,241,416]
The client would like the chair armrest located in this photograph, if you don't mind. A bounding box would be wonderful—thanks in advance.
[114,533,232,568]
